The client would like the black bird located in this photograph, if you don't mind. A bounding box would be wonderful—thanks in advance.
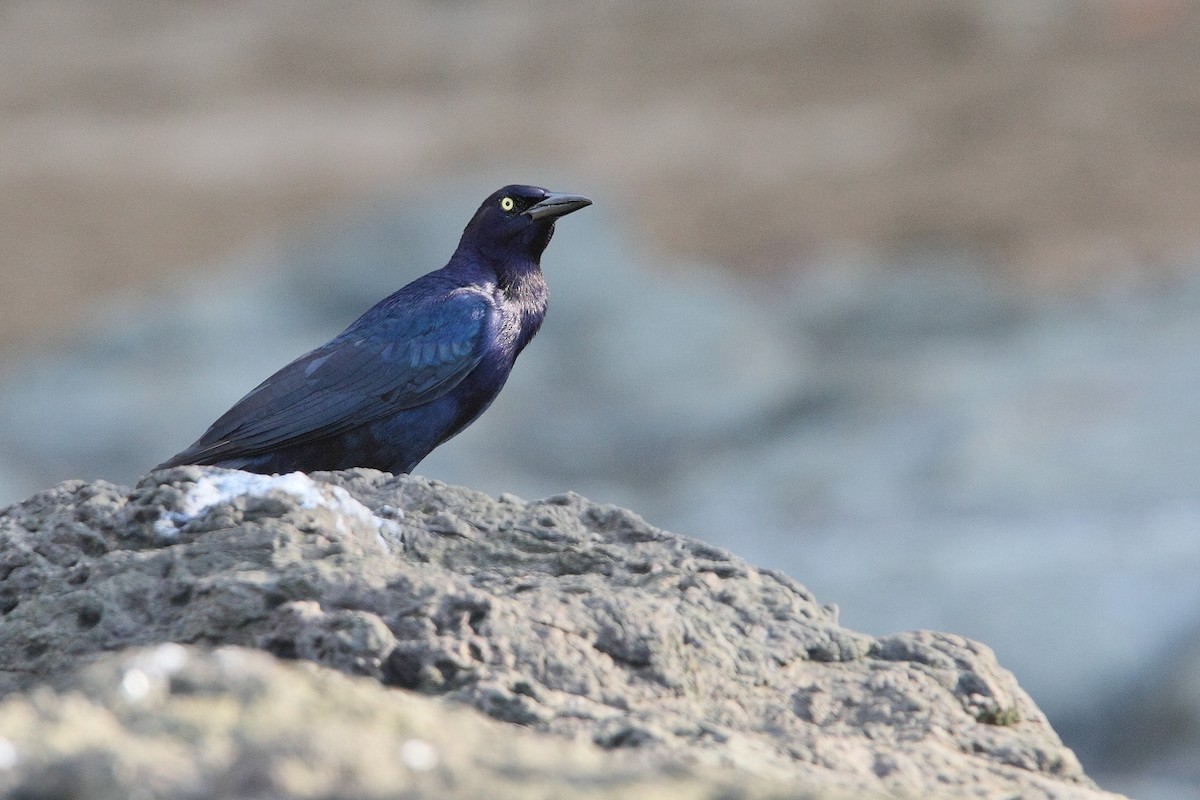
[156,185,591,475]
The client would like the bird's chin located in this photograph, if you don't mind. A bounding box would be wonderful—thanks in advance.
[529,220,555,254]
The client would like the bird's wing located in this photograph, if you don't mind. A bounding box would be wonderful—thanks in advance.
[168,290,494,464]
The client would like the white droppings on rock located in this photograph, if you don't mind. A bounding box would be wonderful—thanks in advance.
[149,642,189,673]
[399,738,439,772]
[120,643,191,703]
[152,518,181,540]
[120,668,151,702]
[0,738,18,770]
[156,471,390,544]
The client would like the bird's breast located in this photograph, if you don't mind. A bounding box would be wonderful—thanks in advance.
[493,275,547,356]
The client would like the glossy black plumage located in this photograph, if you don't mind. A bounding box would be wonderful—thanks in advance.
[156,185,590,475]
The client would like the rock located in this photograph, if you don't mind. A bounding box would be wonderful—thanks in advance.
[0,467,1119,799]
[0,643,825,800]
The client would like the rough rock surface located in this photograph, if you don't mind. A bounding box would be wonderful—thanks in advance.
[0,644,825,800]
[0,468,1120,799]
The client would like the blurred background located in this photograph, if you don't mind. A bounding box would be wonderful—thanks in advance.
[2,1,1200,796]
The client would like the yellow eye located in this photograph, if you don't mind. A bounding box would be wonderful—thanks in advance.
[500,196,515,212]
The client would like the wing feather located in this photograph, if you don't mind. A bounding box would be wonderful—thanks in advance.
[164,290,493,465]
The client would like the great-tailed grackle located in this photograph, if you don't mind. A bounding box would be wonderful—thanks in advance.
[156,184,591,475]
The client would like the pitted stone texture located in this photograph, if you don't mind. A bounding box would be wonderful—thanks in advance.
[0,468,1120,799]
[0,645,830,800]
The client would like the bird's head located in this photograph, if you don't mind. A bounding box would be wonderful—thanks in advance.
[460,184,592,264]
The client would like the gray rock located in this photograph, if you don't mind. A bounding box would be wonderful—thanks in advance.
[0,643,829,800]
[0,468,1119,799]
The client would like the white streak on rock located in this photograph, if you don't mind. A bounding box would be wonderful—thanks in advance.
[157,471,391,548]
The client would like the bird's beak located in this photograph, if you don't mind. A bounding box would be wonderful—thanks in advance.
[525,192,592,221]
